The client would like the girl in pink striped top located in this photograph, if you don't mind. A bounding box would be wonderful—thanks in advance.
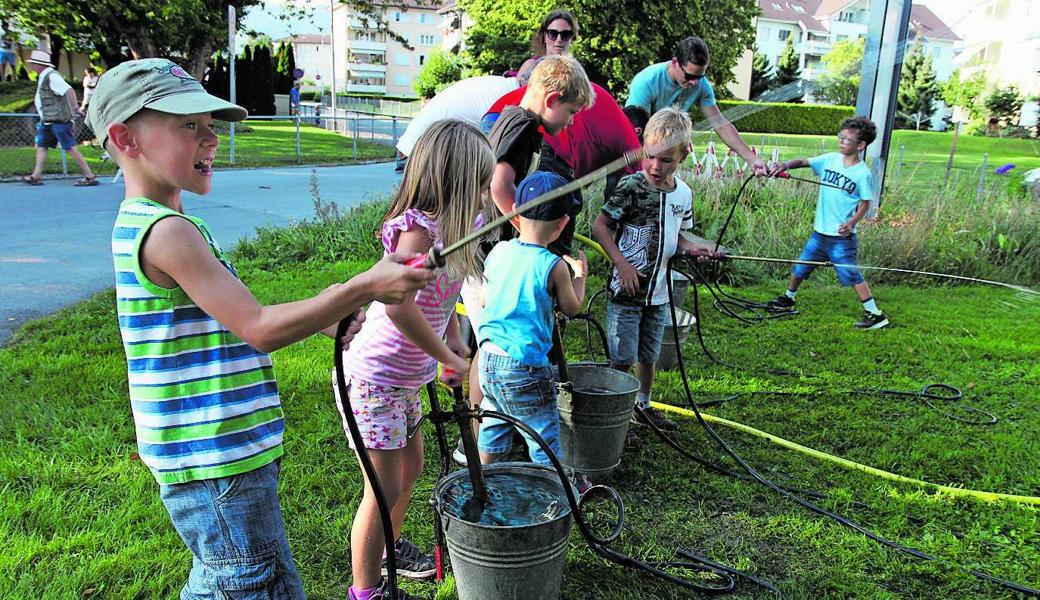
[337,120,493,599]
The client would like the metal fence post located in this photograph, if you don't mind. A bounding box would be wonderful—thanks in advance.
[391,116,398,147]
[976,152,988,204]
[352,117,358,161]
[60,148,68,175]
[295,115,301,164]
[370,113,375,141]
[895,143,904,182]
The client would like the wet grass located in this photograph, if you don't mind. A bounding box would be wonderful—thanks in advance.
[1,254,1036,598]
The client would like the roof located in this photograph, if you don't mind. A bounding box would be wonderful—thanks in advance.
[815,0,856,18]
[277,34,332,45]
[908,4,961,42]
[437,1,458,13]
[757,1,828,33]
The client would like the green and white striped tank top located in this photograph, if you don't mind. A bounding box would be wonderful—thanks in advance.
[112,198,284,485]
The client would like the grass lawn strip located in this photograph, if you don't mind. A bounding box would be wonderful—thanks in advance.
[1,257,1036,599]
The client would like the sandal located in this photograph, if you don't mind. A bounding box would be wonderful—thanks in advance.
[22,175,43,186]
[75,177,99,187]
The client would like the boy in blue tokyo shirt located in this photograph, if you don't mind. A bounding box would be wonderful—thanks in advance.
[766,116,890,330]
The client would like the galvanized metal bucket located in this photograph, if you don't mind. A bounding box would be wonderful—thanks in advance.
[558,364,640,477]
[437,463,573,600]
[657,308,696,371]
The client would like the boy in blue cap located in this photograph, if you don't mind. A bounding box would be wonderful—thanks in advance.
[477,170,587,466]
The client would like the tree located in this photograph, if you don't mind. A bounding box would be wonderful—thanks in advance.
[252,42,276,115]
[205,51,230,100]
[942,69,986,122]
[0,0,406,80]
[413,50,463,99]
[812,37,862,106]
[274,41,297,94]
[749,49,773,100]
[458,0,760,98]
[771,37,802,102]
[984,84,1024,126]
[895,39,940,129]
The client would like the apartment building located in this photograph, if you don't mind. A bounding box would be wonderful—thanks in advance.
[954,0,1039,126]
[276,34,333,89]
[332,0,443,97]
[754,0,960,84]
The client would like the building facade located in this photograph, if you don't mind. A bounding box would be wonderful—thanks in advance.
[332,0,443,97]
[276,34,333,90]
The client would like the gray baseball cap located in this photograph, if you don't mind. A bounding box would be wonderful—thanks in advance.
[87,58,247,147]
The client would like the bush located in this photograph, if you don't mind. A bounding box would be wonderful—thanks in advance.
[709,100,854,135]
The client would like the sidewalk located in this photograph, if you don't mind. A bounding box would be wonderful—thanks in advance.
[0,162,399,345]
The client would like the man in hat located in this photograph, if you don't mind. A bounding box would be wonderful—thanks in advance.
[23,49,98,186]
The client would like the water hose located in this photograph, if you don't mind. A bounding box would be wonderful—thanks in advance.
[650,400,1040,506]
[664,258,1040,597]
[333,316,400,597]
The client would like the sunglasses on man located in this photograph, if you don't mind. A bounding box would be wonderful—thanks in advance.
[673,58,706,82]
[544,28,575,42]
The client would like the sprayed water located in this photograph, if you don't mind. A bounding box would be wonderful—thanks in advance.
[441,472,570,526]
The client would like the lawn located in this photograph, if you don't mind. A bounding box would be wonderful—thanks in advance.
[0,80,36,113]
[1,255,1036,598]
[0,120,395,178]
[692,129,1040,193]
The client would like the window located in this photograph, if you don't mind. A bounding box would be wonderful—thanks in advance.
[394,54,409,66]
[793,5,805,13]
[395,74,410,86]
[419,34,435,45]
[418,55,426,66]
[419,13,433,25]
[771,3,781,9]
[779,30,791,41]
[393,11,408,23]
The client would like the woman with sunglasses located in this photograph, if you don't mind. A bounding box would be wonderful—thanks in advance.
[626,36,767,176]
[515,10,579,80]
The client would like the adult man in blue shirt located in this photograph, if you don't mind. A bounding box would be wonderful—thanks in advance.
[627,36,766,176]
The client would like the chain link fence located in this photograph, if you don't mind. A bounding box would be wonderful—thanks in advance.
[0,110,412,179]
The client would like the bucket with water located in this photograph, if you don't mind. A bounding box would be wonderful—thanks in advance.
[558,364,640,478]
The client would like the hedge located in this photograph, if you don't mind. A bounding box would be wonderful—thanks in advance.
[706,100,854,135]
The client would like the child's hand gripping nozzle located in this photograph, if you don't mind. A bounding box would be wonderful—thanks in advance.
[404,248,447,270]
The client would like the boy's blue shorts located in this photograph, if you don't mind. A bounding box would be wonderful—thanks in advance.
[792,231,864,286]
[478,347,560,466]
[606,301,668,366]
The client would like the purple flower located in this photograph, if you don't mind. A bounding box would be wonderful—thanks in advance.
[995,164,1016,175]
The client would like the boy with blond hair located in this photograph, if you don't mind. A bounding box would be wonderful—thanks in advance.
[456,55,595,464]
[593,107,717,432]
[88,58,432,598]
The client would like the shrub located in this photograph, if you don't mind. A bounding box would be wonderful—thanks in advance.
[708,100,854,135]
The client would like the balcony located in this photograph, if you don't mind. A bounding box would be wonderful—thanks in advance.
[351,39,387,52]
[802,40,832,55]
[349,62,387,74]
[347,83,387,94]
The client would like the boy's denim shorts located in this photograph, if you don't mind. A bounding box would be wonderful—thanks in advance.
[606,301,668,366]
[159,459,306,600]
[477,347,560,466]
[792,231,864,286]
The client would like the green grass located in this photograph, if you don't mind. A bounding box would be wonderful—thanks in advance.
[1,255,1036,598]
[0,80,35,113]
[692,130,1040,193]
[0,121,395,178]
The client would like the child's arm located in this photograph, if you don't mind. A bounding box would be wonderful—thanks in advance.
[550,251,587,317]
[444,309,469,359]
[591,213,641,295]
[141,217,433,353]
[490,162,518,223]
[768,157,810,177]
[383,228,469,378]
[838,200,870,236]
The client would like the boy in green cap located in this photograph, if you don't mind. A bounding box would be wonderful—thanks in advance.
[88,58,434,598]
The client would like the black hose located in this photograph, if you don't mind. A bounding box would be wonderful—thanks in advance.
[663,258,1040,597]
[333,316,400,597]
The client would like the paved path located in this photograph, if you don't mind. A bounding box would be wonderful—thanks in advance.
[0,162,399,345]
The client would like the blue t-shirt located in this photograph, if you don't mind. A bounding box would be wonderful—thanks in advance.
[807,153,875,236]
[289,87,300,106]
[625,62,717,115]
[478,239,561,367]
